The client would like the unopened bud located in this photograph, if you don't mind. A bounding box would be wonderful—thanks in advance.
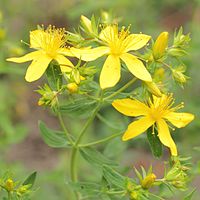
[168,48,187,57]
[67,83,78,93]
[5,179,14,192]
[145,81,162,97]
[153,32,169,60]
[80,15,92,33]
[172,69,187,83]
[17,185,28,195]
[141,173,156,189]
[101,11,110,23]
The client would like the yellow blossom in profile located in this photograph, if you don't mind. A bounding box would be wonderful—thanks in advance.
[70,25,152,89]
[112,94,194,156]
[7,25,74,82]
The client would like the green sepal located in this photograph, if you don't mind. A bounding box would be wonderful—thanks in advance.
[46,60,63,90]
[147,127,163,158]
[39,121,71,148]
[79,147,118,167]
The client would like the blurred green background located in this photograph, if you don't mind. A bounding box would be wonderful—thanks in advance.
[0,0,200,199]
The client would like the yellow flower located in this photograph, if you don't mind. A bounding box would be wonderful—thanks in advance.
[112,94,194,156]
[7,25,74,82]
[70,25,152,89]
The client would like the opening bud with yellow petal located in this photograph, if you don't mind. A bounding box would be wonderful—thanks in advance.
[144,81,162,97]
[4,178,14,192]
[67,82,78,93]
[80,15,93,34]
[153,32,169,60]
[141,173,156,189]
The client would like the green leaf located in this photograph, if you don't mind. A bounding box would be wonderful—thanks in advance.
[184,189,196,200]
[80,147,118,167]
[147,128,163,158]
[59,97,97,119]
[23,171,37,188]
[69,181,102,196]
[39,121,70,148]
[46,60,62,90]
[102,165,126,189]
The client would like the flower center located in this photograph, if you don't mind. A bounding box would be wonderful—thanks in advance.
[40,25,66,58]
[101,25,130,56]
[148,94,184,121]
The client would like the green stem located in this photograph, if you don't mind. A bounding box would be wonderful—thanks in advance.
[79,132,123,147]
[104,78,137,101]
[70,91,104,199]
[7,192,11,200]
[57,111,74,145]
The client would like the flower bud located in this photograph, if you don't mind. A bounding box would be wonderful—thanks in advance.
[172,70,187,84]
[5,179,14,192]
[145,81,162,97]
[101,11,110,24]
[67,83,78,93]
[141,173,156,189]
[130,191,138,200]
[153,32,169,60]
[80,15,92,33]
[17,185,29,196]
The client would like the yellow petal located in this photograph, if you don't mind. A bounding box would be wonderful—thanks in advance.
[55,54,74,73]
[164,112,194,128]
[70,46,109,61]
[112,98,150,117]
[99,25,118,43]
[123,34,151,52]
[100,55,121,89]
[25,55,51,82]
[120,53,152,82]
[157,119,177,156]
[6,51,42,63]
[30,30,46,48]
[122,116,155,141]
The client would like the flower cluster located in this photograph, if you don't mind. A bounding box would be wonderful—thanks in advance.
[7,14,194,156]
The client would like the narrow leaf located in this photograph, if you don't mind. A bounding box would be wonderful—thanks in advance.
[39,121,70,148]
[184,189,196,200]
[102,165,126,189]
[80,147,118,167]
[46,60,62,90]
[23,171,37,188]
[147,128,163,158]
[60,97,97,118]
